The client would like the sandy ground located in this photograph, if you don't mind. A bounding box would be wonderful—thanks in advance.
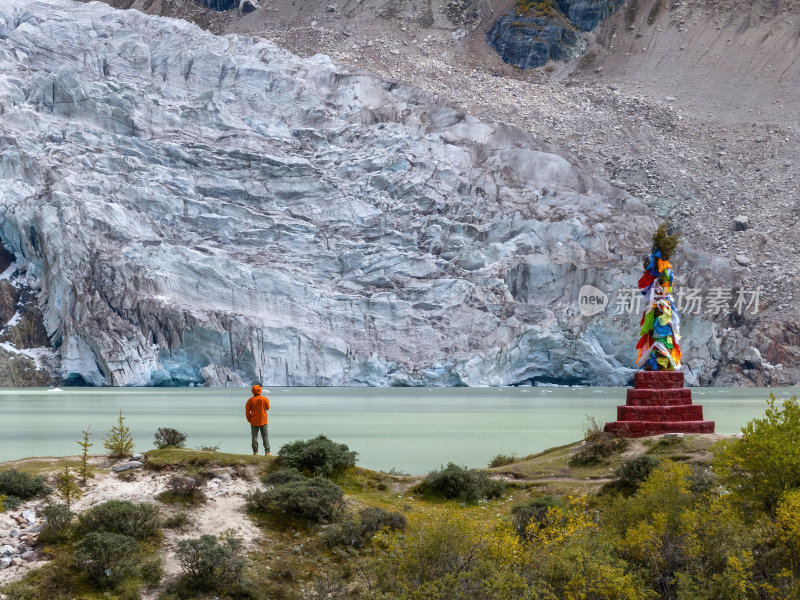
[0,457,265,596]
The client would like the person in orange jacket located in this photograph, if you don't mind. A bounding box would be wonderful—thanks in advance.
[245,384,271,456]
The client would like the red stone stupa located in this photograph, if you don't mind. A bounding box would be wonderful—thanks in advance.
[604,371,715,437]
[604,223,714,437]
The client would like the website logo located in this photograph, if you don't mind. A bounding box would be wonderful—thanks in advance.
[578,285,608,316]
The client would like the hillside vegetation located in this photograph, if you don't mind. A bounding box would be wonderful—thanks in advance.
[2,396,800,599]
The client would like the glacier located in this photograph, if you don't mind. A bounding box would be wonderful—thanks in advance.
[0,1,729,386]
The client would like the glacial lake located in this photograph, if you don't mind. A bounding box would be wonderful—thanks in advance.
[1,386,797,474]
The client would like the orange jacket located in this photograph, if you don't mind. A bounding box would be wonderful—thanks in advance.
[245,385,269,426]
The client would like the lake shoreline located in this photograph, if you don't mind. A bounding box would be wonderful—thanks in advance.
[0,386,795,470]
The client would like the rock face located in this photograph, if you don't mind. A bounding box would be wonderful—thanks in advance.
[238,0,258,14]
[197,0,238,10]
[486,13,583,70]
[554,0,624,32]
[201,364,245,387]
[487,0,623,68]
[0,1,734,387]
[0,254,57,385]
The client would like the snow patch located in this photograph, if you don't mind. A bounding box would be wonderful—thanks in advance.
[0,261,17,281]
[0,342,57,369]
[3,310,21,330]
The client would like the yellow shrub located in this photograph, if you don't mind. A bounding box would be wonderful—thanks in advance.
[620,513,666,568]
[563,560,656,600]
[516,0,555,18]
[526,496,597,548]
[375,511,492,591]
[776,489,800,566]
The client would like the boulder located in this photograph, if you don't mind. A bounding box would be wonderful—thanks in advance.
[239,0,258,13]
[112,461,144,472]
[733,215,750,231]
[201,364,245,387]
[742,346,765,370]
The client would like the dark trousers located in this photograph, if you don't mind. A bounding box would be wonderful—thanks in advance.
[251,424,270,454]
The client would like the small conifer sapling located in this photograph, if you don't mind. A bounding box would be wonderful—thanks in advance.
[104,410,135,459]
[55,464,82,508]
[77,426,94,484]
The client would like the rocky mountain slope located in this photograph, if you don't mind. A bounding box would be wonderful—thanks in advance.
[0,0,797,387]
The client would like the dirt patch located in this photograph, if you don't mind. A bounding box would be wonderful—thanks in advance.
[0,457,265,596]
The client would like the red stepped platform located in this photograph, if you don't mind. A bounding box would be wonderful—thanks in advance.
[604,371,715,437]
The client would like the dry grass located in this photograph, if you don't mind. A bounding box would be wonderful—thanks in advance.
[143,447,269,471]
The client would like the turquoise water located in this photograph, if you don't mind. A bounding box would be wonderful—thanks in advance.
[0,386,797,473]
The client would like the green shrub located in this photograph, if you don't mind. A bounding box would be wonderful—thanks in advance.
[1,495,21,510]
[688,463,716,495]
[323,506,407,549]
[615,455,661,490]
[39,504,74,545]
[247,476,344,523]
[321,518,363,549]
[196,443,220,452]
[1,558,74,599]
[358,506,406,536]
[417,463,506,503]
[262,467,306,487]
[488,454,518,468]
[267,558,297,582]
[163,511,189,529]
[569,416,629,465]
[714,394,800,514]
[0,469,50,500]
[0,580,41,600]
[158,475,205,505]
[173,533,246,595]
[154,427,187,449]
[277,435,357,477]
[78,500,160,540]
[510,495,565,537]
[74,531,140,589]
[139,553,165,586]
